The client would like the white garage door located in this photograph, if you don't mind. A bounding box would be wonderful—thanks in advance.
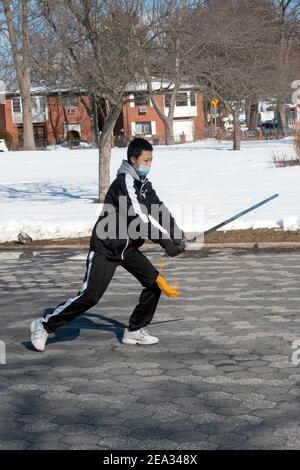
[173,120,194,142]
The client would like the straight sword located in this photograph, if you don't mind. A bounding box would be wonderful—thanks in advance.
[186,193,279,246]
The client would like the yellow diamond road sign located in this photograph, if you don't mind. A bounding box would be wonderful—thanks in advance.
[212,98,219,109]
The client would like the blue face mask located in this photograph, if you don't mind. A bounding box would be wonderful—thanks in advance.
[137,164,150,178]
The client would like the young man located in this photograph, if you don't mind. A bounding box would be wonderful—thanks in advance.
[30,138,185,351]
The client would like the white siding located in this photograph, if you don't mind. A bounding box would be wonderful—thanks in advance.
[151,121,156,135]
[129,94,135,108]
[173,120,194,142]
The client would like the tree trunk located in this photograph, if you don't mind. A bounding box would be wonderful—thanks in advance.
[21,59,35,150]
[1,0,35,150]
[48,98,59,142]
[92,95,99,148]
[21,91,36,150]
[98,100,123,202]
[165,119,175,145]
[164,84,178,145]
[146,73,177,145]
[98,135,111,202]
[21,0,35,150]
[203,101,208,127]
[149,94,175,145]
[233,110,241,150]
[249,103,258,131]
[277,99,286,129]
[246,100,250,128]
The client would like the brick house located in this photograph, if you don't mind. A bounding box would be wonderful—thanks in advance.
[0,88,92,149]
[116,82,205,144]
[0,83,205,149]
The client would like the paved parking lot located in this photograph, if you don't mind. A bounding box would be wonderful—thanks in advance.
[1,248,300,450]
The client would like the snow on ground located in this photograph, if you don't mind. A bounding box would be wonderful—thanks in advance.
[0,138,299,242]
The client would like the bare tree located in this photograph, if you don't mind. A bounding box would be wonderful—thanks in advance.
[1,0,36,150]
[39,0,173,202]
[0,16,16,87]
[245,102,259,131]
[241,1,300,132]
[144,3,192,144]
[190,0,279,150]
[143,1,207,144]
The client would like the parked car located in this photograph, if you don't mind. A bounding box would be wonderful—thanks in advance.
[260,121,278,137]
[260,121,294,138]
[0,139,8,152]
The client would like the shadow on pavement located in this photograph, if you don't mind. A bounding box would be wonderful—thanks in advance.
[22,313,185,351]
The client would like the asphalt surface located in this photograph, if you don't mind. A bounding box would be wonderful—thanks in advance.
[1,248,300,450]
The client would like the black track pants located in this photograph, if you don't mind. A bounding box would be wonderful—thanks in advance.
[42,249,161,333]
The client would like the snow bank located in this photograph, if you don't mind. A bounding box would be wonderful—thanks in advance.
[0,138,299,242]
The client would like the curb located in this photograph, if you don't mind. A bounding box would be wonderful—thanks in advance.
[2,242,300,251]
[0,244,90,251]
[204,242,300,249]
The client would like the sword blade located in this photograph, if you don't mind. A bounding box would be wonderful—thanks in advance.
[187,193,279,245]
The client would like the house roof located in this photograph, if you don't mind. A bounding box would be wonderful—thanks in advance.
[5,79,197,97]
[5,85,86,97]
[125,79,196,93]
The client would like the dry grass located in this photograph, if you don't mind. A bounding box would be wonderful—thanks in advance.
[271,150,299,167]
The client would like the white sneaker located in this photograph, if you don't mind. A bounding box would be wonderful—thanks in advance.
[122,327,159,345]
[30,319,48,351]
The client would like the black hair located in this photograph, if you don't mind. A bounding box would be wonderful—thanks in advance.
[127,138,153,163]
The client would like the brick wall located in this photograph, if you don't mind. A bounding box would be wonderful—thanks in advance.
[193,92,205,140]
[3,99,19,148]
[46,95,92,144]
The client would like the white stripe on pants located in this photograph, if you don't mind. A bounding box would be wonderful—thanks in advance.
[42,251,95,325]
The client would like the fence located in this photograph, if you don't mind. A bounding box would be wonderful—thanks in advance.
[204,126,295,141]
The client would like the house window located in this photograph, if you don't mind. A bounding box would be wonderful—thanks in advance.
[62,95,78,108]
[31,97,39,113]
[39,96,47,113]
[12,97,21,113]
[190,92,196,106]
[165,92,189,108]
[31,96,47,114]
[176,93,188,106]
[135,121,152,134]
[134,92,150,106]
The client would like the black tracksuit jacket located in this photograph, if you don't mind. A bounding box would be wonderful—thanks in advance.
[90,160,182,261]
